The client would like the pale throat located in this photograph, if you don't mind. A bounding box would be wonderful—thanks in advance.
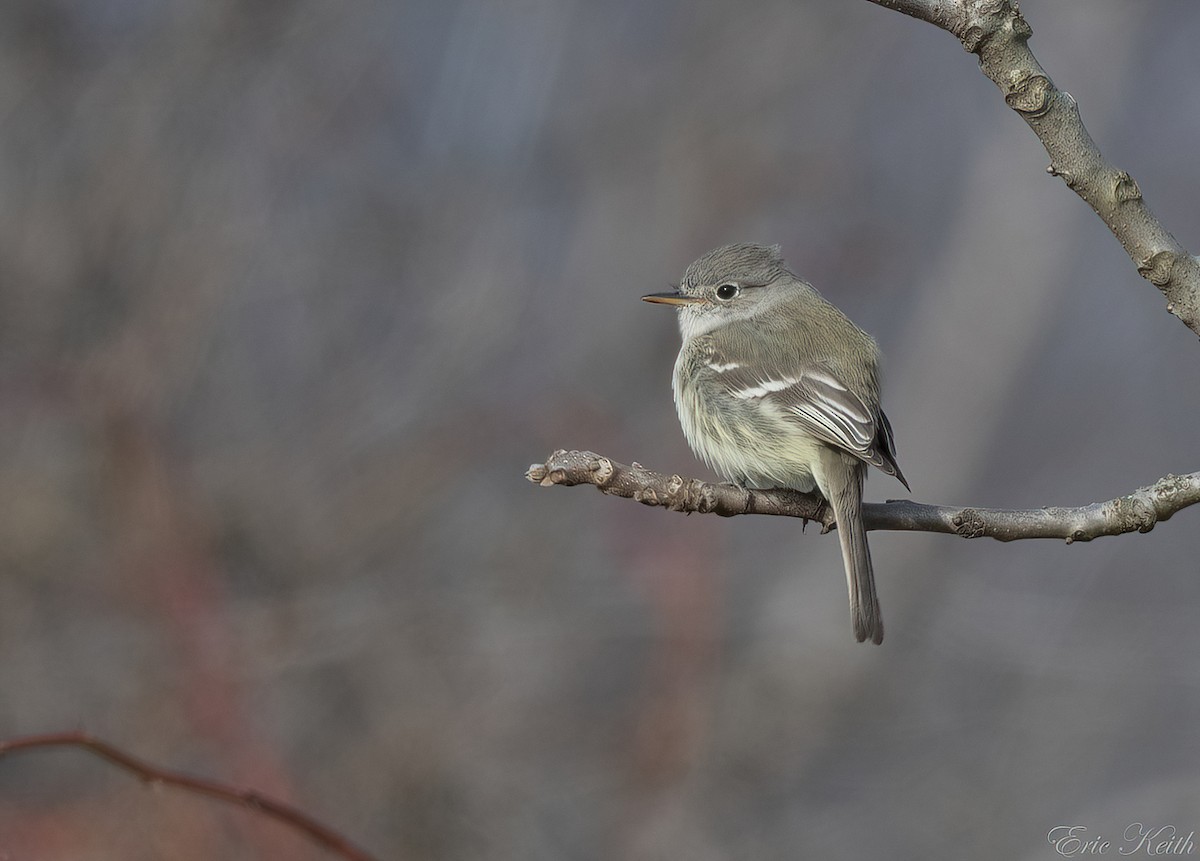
[676,306,726,341]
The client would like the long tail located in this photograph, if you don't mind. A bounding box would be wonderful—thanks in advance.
[818,451,883,644]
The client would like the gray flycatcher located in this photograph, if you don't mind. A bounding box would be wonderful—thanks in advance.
[643,243,908,644]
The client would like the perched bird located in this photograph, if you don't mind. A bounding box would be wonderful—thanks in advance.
[643,243,908,644]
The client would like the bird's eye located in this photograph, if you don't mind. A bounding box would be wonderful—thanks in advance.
[715,283,740,301]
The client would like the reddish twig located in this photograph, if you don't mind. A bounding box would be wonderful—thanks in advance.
[0,731,379,861]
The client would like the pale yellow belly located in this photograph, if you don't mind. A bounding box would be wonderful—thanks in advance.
[672,364,820,492]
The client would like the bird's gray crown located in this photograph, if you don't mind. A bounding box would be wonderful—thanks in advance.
[682,243,789,292]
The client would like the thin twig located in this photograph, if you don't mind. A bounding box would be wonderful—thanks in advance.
[863,0,1200,336]
[0,731,379,861]
[527,450,1200,543]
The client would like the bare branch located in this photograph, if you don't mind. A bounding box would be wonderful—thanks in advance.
[867,0,969,37]
[527,450,1200,543]
[864,0,1200,336]
[0,732,379,861]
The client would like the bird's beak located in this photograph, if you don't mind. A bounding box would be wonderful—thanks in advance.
[642,291,702,306]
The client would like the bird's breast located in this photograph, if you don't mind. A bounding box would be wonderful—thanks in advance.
[671,354,818,492]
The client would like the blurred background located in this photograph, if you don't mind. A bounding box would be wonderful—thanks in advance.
[1,1,1198,858]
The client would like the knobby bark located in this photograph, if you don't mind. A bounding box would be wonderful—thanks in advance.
[528,450,1200,543]
[866,0,1200,336]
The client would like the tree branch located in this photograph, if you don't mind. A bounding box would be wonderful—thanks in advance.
[864,0,1200,336]
[527,450,1200,543]
[0,731,379,861]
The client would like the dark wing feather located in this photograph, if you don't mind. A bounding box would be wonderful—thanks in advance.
[876,408,909,490]
[782,370,876,457]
